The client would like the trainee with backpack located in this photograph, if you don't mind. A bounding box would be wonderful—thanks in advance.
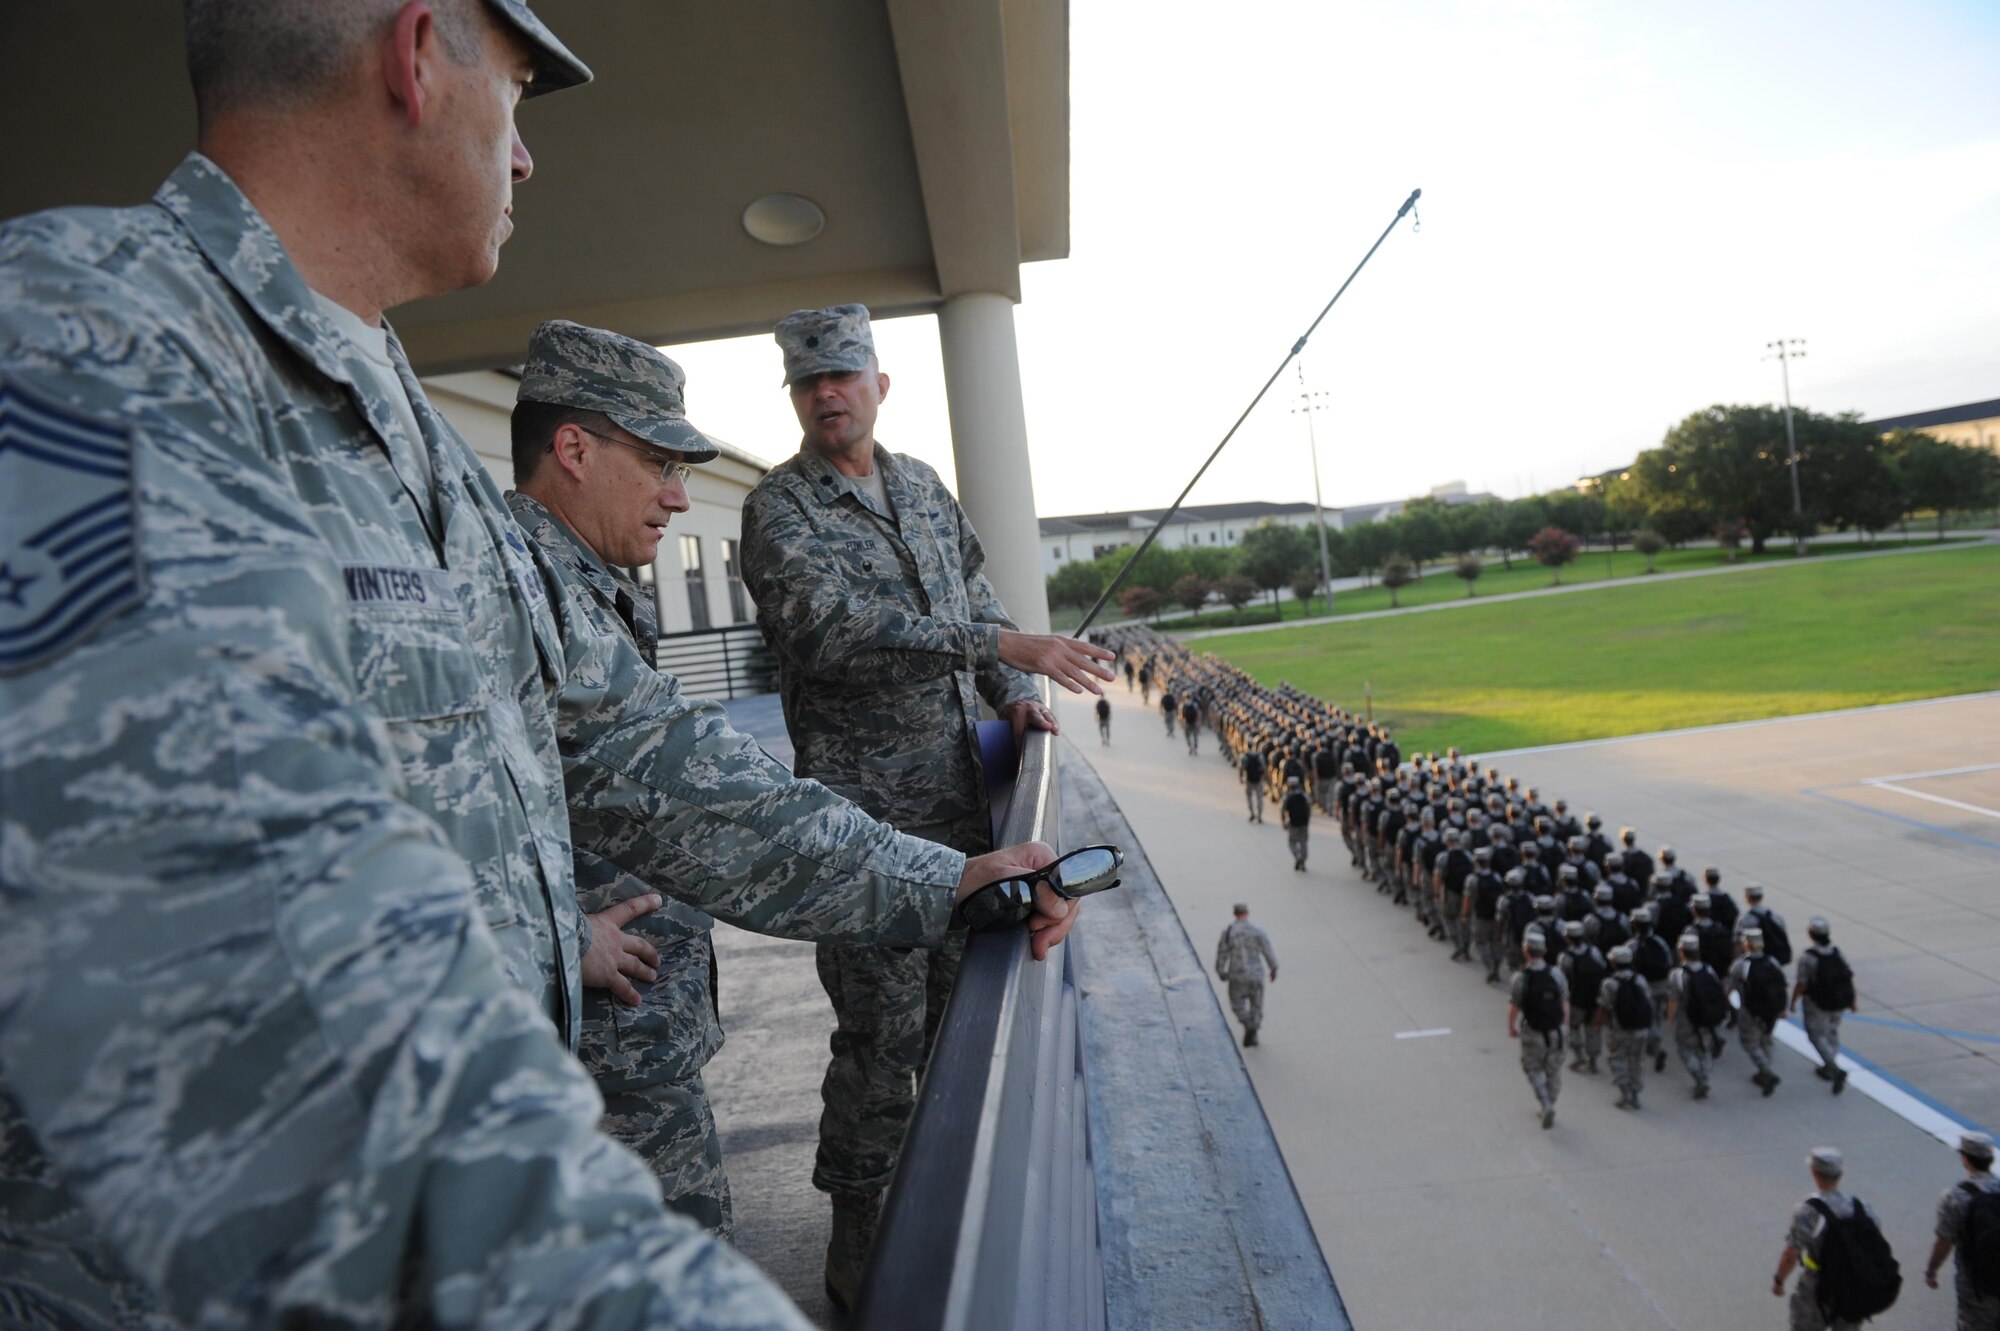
[1774,1146,1903,1331]
[1728,927,1790,1096]
[1926,1130,2000,1330]
[1792,917,1859,1095]
[1508,931,1569,1130]
[1666,932,1729,1101]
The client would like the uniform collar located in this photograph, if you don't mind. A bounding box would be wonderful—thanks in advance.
[155,154,448,492]
[794,441,912,517]
[506,491,624,601]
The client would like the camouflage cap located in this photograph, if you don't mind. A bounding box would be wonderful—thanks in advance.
[517,320,718,462]
[484,0,592,96]
[775,304,875,385]
[1961,1132,1996,1164]
[1810,1146,1844,1175]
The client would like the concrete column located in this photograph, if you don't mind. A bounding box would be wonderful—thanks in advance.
[937,291,1051,633]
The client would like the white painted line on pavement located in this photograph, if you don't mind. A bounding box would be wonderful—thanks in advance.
[1771,1020,1970,1148]
[1393,1027,1452,1040]
[1864,780,2000,822]
[1863,761,2000,784]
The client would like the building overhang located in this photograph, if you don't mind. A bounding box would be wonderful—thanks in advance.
[2,0,1069,376]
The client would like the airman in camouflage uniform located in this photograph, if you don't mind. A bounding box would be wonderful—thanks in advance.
[1925,1131,2000,1329]
[505,320,731,1233]
[0,8,1077,1324]
[1216,904,1281,1046]
[740,303,1113,1307]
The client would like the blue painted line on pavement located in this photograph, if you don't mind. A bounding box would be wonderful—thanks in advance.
[1801,787,2000,855]
[1843,1012,2000,1048]
[1784,1015,1998,1138]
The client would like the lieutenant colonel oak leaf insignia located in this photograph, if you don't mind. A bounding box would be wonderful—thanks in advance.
[0,375,145,675]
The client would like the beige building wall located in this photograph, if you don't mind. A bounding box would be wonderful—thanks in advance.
[1907,415,2000,454]
[423,371,770,637]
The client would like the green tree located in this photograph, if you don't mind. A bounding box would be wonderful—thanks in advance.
[1238,523,1313,611]
[1496,497,1546,570]
[1171,573,1212,616]
[1288,565,1323,612]
[1046,559,1105,614]
[1380,552,1417,608]
[1632,528,1666,574]
[1892,430,2000,538]
[1654,405,1799,554]
[1446,501,1496,557]
[1453,553,1484,597]
[1216,572,1259,614]
[1345,519,1394,585]
[1527,526,1580,585]
[1805,417,1902,540]
[1397,499,1450,576]
[1119,585,1161,623]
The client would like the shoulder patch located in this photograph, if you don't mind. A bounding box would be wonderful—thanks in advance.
[0,376,144,675]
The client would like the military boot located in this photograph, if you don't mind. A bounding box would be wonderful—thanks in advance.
[825,1193,882,1315]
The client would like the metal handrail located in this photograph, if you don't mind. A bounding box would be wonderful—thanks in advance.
[852,689,1104,1331]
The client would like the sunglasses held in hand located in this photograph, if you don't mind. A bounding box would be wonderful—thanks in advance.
[959,845,1125,931]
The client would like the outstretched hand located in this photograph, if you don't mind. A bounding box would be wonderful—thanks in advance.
[583,894,663,1007]
[997,631,1115,696]
[958,840,1079,959]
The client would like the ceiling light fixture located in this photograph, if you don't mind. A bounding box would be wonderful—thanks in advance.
[742,193,825,246]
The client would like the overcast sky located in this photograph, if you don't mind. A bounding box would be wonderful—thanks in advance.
[667,0,2000,520]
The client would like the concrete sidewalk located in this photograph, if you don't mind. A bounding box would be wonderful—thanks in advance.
[1062,684,1985,1331]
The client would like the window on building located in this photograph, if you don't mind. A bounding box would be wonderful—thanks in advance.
[721,537,748,624]
[680,533,710,631]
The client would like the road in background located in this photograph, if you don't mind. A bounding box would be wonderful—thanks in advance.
[1059,685,1997,1330]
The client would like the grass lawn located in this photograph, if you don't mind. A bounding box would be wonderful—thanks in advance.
[1132,536,1974,632]
[1197,542,2000,755]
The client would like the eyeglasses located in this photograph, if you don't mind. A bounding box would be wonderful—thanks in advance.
[572,426,693,484]
[958,844,1125,932]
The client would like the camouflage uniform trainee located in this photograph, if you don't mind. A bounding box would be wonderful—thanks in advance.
[509,491,729,1236]
[1727,952,1780,1081]
[1935,1170,2000,1330]
[1667,965,1716,1093]
[741,415,1037,1206]
[1216,918,1280,1037]
[1788,1190,1867,1331]
[1599,971,1652,1104]
[1510,962,1569,1114]
[1,154,958,1328]
[1797,945,1847,1073]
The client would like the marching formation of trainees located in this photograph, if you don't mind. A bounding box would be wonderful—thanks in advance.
[1096,627,2000,1330]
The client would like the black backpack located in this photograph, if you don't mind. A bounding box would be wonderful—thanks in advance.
[1505,892,1538,940]
[1521,968,1565,1033]
[1683,966,1727,1030]
[1754,910,1794,965]
[1567,949,1607,1014]
[1956,1182,2000,1297]
[1743,955,1789,1025]
[1473,873,1505,920]
[1592,910,1631,951]
[1632,934,1672,983]
[1241,753,1266,782]
[1612,976,1653,1031]
[1807,1197,1901,1323]
[1807,948,1856,1011]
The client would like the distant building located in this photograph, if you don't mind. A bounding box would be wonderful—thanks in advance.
[1039,483,1494,574]
[426,370,772,636]
[1864,398,2000,455]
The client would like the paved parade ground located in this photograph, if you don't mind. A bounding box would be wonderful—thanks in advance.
[1058,685,2000,1331]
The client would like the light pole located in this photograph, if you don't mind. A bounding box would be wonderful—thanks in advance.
[1765,337,1808,555]
[1291,363,1336,616]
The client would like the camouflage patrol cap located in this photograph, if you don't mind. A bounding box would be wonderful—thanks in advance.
[484,1,592,96]
[1609,944,1635,966]
[775,304,876,384]
[517,321,718,462]
[1810,1146,1844,1176]
[1961,1132,1996,1164]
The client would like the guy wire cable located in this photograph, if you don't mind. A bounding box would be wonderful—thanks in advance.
[1073,187,1422,636]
